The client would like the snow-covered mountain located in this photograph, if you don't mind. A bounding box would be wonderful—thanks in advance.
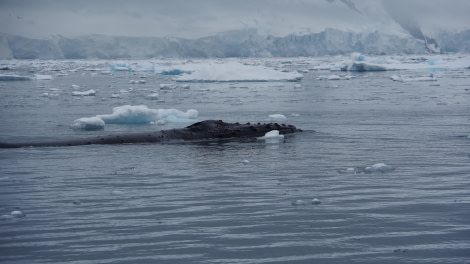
[1,0,469,59]
[1,28,468,60]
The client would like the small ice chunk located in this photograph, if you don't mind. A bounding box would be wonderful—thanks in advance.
[258,130,284,144]
[147,93,159,100]
[243,159,250,164]
[268,114,287,122]
[311,198,322,205]
[364,163,395,173]
[35,74,53,80]
[327,74,342,80]
[10,209,25,218]
[72,117,105,130]
[72,89,96,96]
[71,84,80,89]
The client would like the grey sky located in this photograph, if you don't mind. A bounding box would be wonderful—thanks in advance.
[0,0,469,39]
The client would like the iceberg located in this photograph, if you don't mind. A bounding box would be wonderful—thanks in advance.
[174,61,303,82]
[71,105,199,130]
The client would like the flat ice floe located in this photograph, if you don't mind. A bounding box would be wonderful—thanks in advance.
[173,61,303,82]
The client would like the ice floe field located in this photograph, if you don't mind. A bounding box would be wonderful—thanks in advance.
[0,54,470,263]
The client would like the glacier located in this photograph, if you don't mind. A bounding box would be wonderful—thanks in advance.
[1,28,470,60]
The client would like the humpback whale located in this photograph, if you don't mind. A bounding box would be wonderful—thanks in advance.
[0,120,301,148]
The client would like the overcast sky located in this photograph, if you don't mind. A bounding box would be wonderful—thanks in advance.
[1,0,469,39]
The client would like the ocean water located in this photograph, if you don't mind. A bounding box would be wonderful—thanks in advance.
[1,57,469,264]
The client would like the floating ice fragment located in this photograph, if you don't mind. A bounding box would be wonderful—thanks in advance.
[268,114,287,122]
[72,89,96,96]
[311,198,322,205]
[147,93,159,100]
[327,74,342,80]
[160,83,176,90]
[258,130,284,144]
[10,209,25,218]
[34,74,53,80]
[338,163,394,174]
[364,163,395,173]
[108,62,130,72]
[390,74,437,82]
[243,159,250,164]
[71,117,105,130]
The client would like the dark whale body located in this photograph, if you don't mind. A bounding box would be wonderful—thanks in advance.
[0,120,301,148]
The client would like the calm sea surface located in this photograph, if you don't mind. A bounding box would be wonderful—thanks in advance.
[1,58,469,263]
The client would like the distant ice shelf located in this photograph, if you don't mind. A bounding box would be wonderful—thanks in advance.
[172,61,303,82]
